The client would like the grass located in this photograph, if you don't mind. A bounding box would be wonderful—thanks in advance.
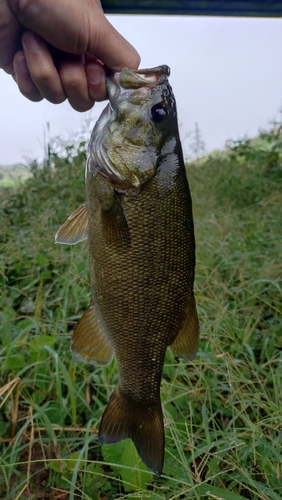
[0,133,281,499]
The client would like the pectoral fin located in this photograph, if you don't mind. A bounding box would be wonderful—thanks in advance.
[71,301,114,366]
[170,295,199,360]
[55,202,88,245]
[101,194,131,250]
[94,177,131,250]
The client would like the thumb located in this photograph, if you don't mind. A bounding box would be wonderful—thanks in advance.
[87,14,140,71]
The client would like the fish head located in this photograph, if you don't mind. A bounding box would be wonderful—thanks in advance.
[88,65,179,190]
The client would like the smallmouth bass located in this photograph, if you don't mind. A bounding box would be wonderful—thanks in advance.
[56,65,199,475]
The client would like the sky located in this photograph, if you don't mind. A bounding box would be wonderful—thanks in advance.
[1,15,282,165]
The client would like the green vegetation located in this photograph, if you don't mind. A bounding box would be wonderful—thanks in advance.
[0,129,281,499]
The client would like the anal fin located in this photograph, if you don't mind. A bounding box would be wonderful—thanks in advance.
[71,300,114,366]
[55,202,88,245]
[170,295,199,360]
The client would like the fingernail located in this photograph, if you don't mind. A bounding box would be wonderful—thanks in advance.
[22,31,41,53]
[15,54,29,75]
[85,63,104,85]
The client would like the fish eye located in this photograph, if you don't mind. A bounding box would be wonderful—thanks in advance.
[151,104,168,123]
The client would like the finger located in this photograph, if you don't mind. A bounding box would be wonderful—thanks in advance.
[84,59,107,102]
[58,55,95,112]
[10,0,140,71]
[0,0,21,74]
[88,15,141,72]
[13,50,43,101]
[22,30,66,104]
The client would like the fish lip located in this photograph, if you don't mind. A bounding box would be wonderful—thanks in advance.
[106,72,121,109]
[106,65,170,109]
[122,65,170,87]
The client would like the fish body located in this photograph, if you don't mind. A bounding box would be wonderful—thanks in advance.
[56,65,199,475]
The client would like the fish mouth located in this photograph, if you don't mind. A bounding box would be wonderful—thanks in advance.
[88,65,171,190]
[106,65,170,108]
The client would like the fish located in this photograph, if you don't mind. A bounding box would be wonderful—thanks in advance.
[55,65,199,476]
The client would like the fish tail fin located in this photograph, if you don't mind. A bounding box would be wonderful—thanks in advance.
[99,387,164,476]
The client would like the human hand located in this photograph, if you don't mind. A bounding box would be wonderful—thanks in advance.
[0,0,140,111]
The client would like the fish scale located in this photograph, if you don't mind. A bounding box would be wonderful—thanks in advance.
[55,65,199,475]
